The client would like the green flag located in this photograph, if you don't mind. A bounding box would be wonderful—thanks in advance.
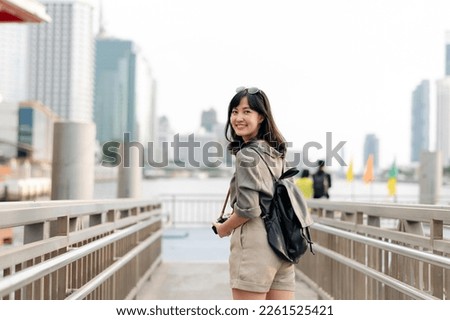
[387,160,398,196]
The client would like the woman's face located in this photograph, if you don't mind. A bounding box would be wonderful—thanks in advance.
[230,96,264,142]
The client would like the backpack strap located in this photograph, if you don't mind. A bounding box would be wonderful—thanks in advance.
[250,147,298,181]
[249,147,277,181]
[303,227,315,254]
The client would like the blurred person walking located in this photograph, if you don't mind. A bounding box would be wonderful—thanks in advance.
[312,160,332,199]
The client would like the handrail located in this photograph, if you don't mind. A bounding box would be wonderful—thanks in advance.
[312,223,450,269]
[0,198,161,228]
[65,229,163,300]
[307,199,450,223]
[312,244,439,300]
[0,198,163,300]
[0,216,160,297]
[300,199,450,300]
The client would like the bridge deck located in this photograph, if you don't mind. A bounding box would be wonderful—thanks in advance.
[136,226,318,300]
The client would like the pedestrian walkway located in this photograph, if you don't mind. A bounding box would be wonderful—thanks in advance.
[136,226,318,300]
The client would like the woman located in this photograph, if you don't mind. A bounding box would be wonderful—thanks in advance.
[213,86,295,300]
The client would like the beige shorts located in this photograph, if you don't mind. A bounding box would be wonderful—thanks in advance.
[229,216,295,293]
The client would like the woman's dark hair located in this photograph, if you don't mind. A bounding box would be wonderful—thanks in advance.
[225,88,286,156]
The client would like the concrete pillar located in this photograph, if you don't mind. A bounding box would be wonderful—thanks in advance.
[419,151,442,204]
[117,143,142,198]
[51,121,95,200]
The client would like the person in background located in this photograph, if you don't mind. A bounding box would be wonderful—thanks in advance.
[312,160,332,199]
[295,169,313,199]
[213,86,295,300]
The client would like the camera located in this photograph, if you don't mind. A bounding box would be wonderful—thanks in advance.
[211,215,229,234]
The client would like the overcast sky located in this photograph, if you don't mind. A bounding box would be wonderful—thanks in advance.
[101,0,450,172]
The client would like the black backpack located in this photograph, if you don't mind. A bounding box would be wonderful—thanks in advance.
[252,148,314,264]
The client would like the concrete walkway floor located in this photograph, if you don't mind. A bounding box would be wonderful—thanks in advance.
[136,262,318,300]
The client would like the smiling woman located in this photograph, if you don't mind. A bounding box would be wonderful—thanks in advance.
[212,87,300,300]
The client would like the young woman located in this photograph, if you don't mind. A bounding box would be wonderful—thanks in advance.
[213,87,295,300]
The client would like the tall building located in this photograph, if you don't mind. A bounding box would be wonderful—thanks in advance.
[200,108,218,133]
[445,32,450,76]
[410,80,430,163]
[17,101,58,163]
[363,134,379,171]
[28,0,95,122]
[0,24,29,102]
[94,37,156,145]
[0,102,19,159]
[436,78,450,166]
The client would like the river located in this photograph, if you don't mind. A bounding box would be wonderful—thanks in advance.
[94,176,450,205]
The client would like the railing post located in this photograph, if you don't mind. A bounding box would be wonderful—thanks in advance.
[54,216,69,299]
[354,211,365,299]
[341,211,354,299]
[171,194,176,226]
[430,219,444,299]
[367,215,382,299]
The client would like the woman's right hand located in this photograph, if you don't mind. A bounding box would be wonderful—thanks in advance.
[212,222,231,238]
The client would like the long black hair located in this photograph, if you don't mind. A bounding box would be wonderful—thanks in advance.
[225,88,286,156]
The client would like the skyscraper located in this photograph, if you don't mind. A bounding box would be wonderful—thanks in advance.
[200,108,218,133]
[436,78,450,166]
[28,0,95,122]
[445,32,450,76]
[94,37,156,145]
[363,134,379,172]
[410,80,430,163]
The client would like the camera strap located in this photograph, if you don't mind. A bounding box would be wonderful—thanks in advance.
[219,188,230,219]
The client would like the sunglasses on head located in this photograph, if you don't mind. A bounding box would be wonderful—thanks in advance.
[236,86,260,94]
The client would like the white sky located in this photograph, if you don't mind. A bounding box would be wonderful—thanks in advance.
[101,0,450,172]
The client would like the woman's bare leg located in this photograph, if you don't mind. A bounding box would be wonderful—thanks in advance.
[266,289,294,300]
[232,288,267,300]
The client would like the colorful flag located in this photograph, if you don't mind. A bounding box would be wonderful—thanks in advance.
[387,159,398,196]
[346,159,354,182]
[363,154,374,184]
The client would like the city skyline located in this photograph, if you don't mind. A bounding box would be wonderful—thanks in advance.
[2,0,450,174]
[101,0,450,172]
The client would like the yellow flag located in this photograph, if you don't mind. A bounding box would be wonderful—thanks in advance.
[346,160,354,182]
[387,178,396,196]
[363,154,374,184]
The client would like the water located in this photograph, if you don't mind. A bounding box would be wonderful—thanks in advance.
[94,176,450,205]
[94,177,230,199]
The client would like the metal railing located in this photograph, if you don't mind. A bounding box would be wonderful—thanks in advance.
[161,193,227,225]
[161,193,450,299]
[0,198,162,300]
[299,200,450,300]
[2,194,449,300]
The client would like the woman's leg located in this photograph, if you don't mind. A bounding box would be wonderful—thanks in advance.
[266,289,295,300]
[232,288,267,300]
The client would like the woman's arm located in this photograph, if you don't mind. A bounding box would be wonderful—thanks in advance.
[213,213,249,238]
